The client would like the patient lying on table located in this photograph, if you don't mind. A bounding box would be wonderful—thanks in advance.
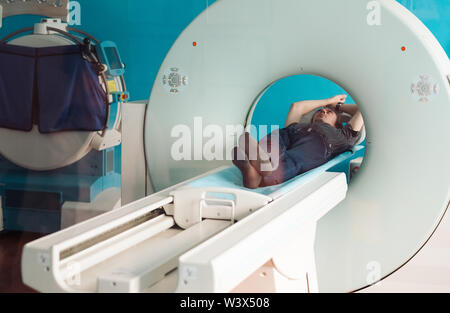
[232,95,364,189]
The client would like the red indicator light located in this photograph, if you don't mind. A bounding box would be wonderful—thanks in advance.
[193,42,197,47]
[401,46,406,51]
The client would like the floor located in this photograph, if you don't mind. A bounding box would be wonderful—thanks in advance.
[0,231,43,293]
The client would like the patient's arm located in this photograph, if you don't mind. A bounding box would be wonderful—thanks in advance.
[348,110,364,132]
[285,99,329,127]
[339,103,359,116]
[285,95,347,127]
[339,103,364,132]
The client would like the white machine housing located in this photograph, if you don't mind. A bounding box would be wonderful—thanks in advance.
[19,0,450,293]
[145,0,450,292]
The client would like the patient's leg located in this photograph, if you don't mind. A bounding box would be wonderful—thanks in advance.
[232,147,263,189]
[238,133,273,176]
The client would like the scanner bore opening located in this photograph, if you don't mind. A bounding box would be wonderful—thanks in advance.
[245,74,367,184]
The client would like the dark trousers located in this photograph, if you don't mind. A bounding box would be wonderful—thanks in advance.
[259,124,329,187]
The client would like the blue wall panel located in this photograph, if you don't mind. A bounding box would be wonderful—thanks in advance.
[1,0,446,104]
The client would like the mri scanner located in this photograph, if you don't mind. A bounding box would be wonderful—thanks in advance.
[1,0,448,292]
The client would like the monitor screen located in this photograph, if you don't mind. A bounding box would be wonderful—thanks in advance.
[104,46,122,70]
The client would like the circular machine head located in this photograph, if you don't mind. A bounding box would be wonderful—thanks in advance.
[145,0,450,292]
[0,34,96,171]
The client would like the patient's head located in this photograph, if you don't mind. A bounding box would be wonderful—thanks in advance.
[311,106,339,128]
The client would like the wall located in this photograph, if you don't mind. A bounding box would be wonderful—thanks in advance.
[1,0,447,104]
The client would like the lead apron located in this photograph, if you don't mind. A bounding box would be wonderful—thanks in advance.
[0,43,108,133]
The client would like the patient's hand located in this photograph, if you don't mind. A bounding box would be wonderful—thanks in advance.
[328,95,347,106]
